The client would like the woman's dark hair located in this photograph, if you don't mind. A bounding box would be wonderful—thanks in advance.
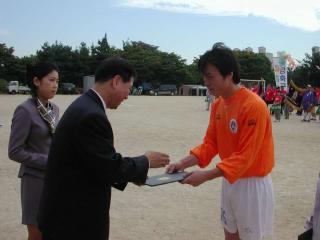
[198,42,240,84]
[26,62,60,97]
[95,57,137,83]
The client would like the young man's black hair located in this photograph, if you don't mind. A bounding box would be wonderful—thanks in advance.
[198,42,240,84]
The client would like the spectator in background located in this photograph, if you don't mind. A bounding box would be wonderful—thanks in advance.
[296,91,304,116]
[280,86,287,114]
[311,87,318,121]
[205,88,213,111]
[273,90,283,122]
[264,84,275,113]
[251,83,259,95]
[302,85,316,122]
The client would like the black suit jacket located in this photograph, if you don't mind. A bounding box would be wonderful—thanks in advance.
[38,90,149,240]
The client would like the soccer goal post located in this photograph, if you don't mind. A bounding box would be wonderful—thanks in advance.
[240,79,266,93]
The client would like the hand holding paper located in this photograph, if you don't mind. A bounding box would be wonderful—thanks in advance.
[166,162,184,173]
[166,154,199,173]
[181,168,223,187]
[181,170,212,186]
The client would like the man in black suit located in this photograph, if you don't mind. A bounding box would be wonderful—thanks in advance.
[38,57,170,240]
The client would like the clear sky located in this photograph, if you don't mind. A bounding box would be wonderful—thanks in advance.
[0,0,319,63]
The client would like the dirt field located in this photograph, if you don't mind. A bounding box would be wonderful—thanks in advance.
[0,94,319,240]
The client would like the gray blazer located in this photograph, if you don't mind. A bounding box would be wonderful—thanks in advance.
[8,98,59,179]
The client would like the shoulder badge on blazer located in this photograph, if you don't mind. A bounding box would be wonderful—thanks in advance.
[229,119,238,134]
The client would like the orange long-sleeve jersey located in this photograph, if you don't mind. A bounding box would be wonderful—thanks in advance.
[190,87,275,184]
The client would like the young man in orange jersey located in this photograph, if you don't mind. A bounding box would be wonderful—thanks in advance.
[167,43,275,240]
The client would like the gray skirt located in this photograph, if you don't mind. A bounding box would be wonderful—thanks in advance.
[21,174,44,225]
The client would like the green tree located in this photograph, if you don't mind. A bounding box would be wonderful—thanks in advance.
[156,51,192,86]
[89,34,121,73]
[15,55,39,85]
[0,43,21,82]
[293,53,320,87]
[37,41,82,85]
[187,57,202,85]
[121,41,191,87]
[73,42,92,85]
[234,51,275,85]
[0,79,8,93]
[121,41,159,86]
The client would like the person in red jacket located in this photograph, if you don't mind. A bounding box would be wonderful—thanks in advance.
[167,43,275,240]
[264,84,275,114]
[273,90,283,121]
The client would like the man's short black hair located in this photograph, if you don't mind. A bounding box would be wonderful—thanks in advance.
[198,42,240,84]
[95,57,137,83]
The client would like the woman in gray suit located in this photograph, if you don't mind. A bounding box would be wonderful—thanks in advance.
[8,62,60,240]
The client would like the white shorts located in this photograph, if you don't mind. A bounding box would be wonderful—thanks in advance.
[220,175,274,240]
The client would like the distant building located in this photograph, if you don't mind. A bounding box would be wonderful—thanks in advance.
[258,46,273,62]
[258,46,266,54]
[312,46,320,55]
[277,51,286,57]
[245,47,253,52]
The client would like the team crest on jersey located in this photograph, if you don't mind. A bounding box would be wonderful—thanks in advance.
[229,119,238,134]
